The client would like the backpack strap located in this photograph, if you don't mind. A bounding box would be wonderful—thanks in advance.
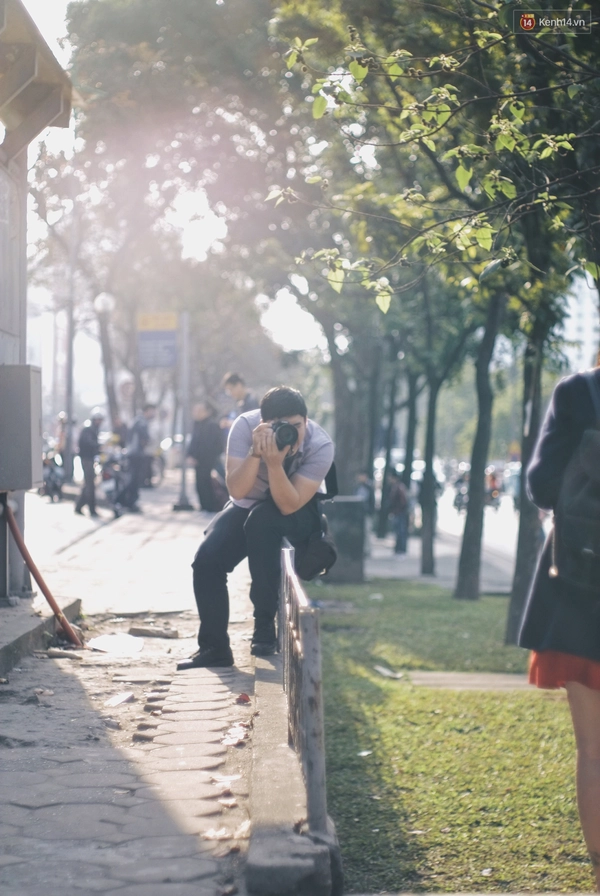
[317,461,338,500]
[584,371,600,425]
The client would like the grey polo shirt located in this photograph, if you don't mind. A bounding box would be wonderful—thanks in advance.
[226,409,334,509]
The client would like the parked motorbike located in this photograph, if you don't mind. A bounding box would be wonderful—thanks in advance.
[453,485,469,513]
[99,449,132,518]
[485,487,501,511]
[38,452,65,502]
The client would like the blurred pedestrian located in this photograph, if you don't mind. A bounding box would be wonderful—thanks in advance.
[125,403,157,511]
[111,413,129,448]
[222,372,259,416]
[75,408,104,517]
[187,400,225,512]
[387,469,409,554]
[519,367,600,890]
[354,471,375,517]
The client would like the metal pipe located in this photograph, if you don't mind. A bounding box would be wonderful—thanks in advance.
[4,501,83,648]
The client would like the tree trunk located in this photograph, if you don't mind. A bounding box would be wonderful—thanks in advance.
[454,292,506,600]
[421,379,441,575]
[505,333,544,643]
[329,349,374,494]
[376,357,401,538]
[402,371,419,490]
[97,311,120,427]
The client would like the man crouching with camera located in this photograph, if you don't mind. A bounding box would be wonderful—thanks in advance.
[177,386,334,670]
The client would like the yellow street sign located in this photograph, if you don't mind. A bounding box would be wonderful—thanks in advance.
[137,312,178,331]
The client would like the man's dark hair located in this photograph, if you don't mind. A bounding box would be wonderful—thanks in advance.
[260,386,307,421]
[222,372,245,388]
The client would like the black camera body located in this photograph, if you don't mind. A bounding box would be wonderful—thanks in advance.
[272,420,298,451]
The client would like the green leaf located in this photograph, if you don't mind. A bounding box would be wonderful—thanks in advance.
[495,133,516,152]
[455,165,473,191]
[388,63,404,80]
[303,38,319,47]
[349,60,369,83]
[266,189,282,202]
[586,262,600,281]
[509,102,525,120]
[567,83,581,99]
[327,267,345,293]
[479,259,503,282]
[498,180,517,199]
[475,228,494,251]
[376,292,391,314]
[286,51,298,70]
[305,175,322,184]
[422,136,435,152]
[312,95,327,119]
[539,146,554,159]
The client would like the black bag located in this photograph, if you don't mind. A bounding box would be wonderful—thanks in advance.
[551,371,600,593]
[293,462,338,581]
[294,512,338,581]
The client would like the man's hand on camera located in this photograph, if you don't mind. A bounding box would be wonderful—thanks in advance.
[251,422,290,464]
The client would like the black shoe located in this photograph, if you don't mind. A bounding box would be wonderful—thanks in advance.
[74,508,84,515]
[251,621,278,657]
[251,639,278,656]
[90,511,99,518]
[176,646,234,670]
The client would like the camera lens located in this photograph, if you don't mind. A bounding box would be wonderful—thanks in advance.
[272,421,298,450]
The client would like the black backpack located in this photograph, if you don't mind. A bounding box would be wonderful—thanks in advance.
[551,371,600,593]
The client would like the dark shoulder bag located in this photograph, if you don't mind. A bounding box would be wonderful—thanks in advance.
[551,372,600,594]
[293,462,339,581]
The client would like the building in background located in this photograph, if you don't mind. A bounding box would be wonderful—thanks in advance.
[0,0,71,602]
[561,277,600,372]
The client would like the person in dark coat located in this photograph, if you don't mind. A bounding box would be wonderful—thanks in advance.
[518,367,600,889]
[187,400,225,512]
[75,408,104,517]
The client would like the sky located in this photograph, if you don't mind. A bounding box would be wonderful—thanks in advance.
[23,0,325,416]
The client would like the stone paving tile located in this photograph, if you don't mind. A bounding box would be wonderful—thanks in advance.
[151,732,225,746]
[135,781,222,801]
[142,744,227,759]
[134,756,226,773]
[109,856,219,883]
[159,708,232,719]
[108,885,216,896]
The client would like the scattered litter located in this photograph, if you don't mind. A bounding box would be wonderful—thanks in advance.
[357,750,372,757]
[440,827,451,833]
[47,648,83,661]
[217,885,238,896]
[221,722,250,747]
[151,710,162,717]
[211,774,242,785]
[128,625,179,639]
[104,692,135,707]
[34,688,54,697]
[218,797,238,809]
[373,665,404,680]
[132,731,155,742]
[408,829,427,835]
[235,693,251,705]
[103,718,122,730]
[369,593,384,601]
[203,827,232,841]
[234,820,251,839]
[481,869,492,877]
[87,634,144,656]
[213,844,240,858]
[0,678,8,685]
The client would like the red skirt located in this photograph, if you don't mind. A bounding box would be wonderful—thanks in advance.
[529,650,600,690]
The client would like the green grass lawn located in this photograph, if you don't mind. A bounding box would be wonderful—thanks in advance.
[306,579,592,893]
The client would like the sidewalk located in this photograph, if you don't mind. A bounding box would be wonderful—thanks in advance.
[0,481,521,895]
[0,474,319,896]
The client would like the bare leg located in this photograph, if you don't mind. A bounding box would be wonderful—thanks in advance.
[566,681,600,891]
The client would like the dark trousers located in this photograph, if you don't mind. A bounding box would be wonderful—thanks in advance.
[392,510,409,553]
[192,498,321,652]
[126,455,144,508]
[195,465,219,512]
[76,459,96,513]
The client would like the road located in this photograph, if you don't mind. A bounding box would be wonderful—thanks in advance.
[436,487,519,559]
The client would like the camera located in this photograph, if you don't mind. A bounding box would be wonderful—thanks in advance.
[272,420,298,451]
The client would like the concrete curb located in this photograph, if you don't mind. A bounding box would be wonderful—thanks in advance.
[246,654,340,896]
[0,597,81,676]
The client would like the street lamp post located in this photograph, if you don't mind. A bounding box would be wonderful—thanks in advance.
[173,311,194,511]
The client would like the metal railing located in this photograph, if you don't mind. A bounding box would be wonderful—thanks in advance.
[279,540,329,836]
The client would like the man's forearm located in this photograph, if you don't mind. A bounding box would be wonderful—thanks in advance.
[266,462,303,515]
[226,454,260,499]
